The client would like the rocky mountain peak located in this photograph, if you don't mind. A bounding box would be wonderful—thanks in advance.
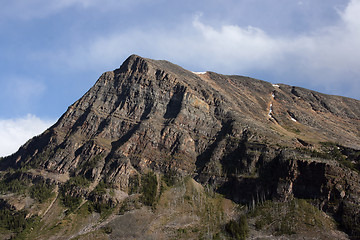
[117,54,151,75]
[1,55,360,239]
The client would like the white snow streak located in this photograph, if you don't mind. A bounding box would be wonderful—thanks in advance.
[268,103,273,118]
[193,71,206,75]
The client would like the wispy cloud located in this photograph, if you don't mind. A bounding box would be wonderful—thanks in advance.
[0,114,54,157]
[0,0,155,20]
[48,0,359,99]
[4,76,46,114]
[0,0,80,20]
[1,1,358,158]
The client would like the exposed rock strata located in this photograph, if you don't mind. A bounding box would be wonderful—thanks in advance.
[1,55,360,237]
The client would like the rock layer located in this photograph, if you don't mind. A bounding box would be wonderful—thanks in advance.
[1,54,360,237]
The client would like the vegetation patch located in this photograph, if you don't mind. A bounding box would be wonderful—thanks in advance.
[128,174,140,194]
[248,199,333,236]
[0,170,29,195]
[92,180,112,196]
[60,194,82,213]
[0,199,40,238]
[225,216,249,240]
[140,172,158,206]
[83,155,102,170]
[0,202,28,233]
[66,175,91,188]
[155,177,233,239]
[320,142,360,172]
[60,176,90,212]
[296,142,360,172]
[88,200,114,220]
[87,181,115,219]
[162,168,178,187]
[29,180,55,203]
[118,197,142,215]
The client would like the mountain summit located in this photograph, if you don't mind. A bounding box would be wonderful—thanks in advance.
[0,55,359,239]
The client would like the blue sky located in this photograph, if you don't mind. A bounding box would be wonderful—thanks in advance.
[0,0,359,156]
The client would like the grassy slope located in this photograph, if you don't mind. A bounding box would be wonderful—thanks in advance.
[0,176,349,240]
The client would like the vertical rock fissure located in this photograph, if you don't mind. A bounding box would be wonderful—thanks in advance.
[163,86,186,119]
[195,119,234,179]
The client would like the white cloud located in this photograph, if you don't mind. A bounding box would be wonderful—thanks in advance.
[0,115,54,157]
[189,18,283,70]
[341,0,360,28]
[45,0,360,99]
[55,18,285,73]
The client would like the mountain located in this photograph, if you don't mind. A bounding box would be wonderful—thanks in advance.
[0,55,359,239]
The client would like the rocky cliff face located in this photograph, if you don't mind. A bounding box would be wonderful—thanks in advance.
[1,55,360,238]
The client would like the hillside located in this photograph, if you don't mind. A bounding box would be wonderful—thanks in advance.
[0,55,359,239]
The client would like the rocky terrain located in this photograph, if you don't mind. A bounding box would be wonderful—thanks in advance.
[0,55,359,239]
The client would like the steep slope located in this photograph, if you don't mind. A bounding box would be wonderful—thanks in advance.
[4,55,360,173]
[0,55,360,239]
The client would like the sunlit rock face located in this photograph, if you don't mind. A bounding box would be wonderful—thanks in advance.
[1,55,360,237]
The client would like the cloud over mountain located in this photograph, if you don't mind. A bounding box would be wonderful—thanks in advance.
[0,115,54,157]
[51,0,360,99]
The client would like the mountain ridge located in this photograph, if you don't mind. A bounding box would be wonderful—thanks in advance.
[0,54,359,239]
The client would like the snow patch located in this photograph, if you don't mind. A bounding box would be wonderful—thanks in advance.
[192,71,206,75]
[268,103,273,118]
[272,84,280,88]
